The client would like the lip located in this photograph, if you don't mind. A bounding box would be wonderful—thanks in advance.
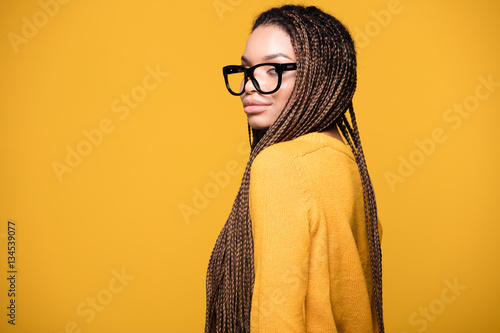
[243,99,271,114]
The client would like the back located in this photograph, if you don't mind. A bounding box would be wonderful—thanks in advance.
[249,131,380,332]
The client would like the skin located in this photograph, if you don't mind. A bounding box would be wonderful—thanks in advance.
[240,24,343,143]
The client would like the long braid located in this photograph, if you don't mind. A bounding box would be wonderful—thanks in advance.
[337,106,384,332]
[348,106,384,331]
[205,5,384,332]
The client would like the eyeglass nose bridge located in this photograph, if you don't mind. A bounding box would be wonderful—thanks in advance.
[243,69,262,92]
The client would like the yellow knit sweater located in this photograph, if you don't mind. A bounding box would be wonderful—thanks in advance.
[249,131,381,332]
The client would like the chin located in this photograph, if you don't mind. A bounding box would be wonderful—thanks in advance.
[248,122,271,130]
[247,115,273,130]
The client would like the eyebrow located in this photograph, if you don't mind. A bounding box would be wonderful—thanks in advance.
[241,53,293,63]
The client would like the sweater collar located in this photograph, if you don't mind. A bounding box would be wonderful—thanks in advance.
[296,131,356,157]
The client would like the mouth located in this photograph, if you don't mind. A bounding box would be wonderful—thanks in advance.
[243,99,271,114]
[244,104,270,114]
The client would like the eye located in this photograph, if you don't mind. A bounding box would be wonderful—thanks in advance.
[267,67,278,75]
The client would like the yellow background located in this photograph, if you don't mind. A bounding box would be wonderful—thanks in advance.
[1,0,499,332]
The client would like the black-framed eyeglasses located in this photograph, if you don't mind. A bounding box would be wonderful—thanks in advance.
[222,62,297,96]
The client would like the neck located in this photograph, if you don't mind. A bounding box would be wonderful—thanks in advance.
[252,127,269,147]
[320,124,344,143]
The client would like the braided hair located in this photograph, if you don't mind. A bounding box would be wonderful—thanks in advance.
[205,5,384,332]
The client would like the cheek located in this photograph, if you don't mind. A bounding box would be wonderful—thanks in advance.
[276,82,295,111]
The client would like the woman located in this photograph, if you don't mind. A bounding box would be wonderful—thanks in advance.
[205,5,384,333]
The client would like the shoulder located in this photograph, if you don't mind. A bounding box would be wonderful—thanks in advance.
[250,136,314,186]
[250,133,362,210]
[251,132,356,177]
[252,139,307,171]
[250,139,307,189]
[249,137,317,206]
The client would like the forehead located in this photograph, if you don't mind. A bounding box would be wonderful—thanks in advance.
[242,25,296,63]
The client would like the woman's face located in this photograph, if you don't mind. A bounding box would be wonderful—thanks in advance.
[240,25,297,130]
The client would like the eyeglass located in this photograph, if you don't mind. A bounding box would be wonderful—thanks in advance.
[222,62,297,96]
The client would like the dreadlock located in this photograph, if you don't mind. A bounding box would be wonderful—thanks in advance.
[205,5,384,332]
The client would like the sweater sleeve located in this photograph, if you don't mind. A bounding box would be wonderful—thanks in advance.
[249,147,312,332]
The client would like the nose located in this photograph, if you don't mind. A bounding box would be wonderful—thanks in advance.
[243,76,257,94]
